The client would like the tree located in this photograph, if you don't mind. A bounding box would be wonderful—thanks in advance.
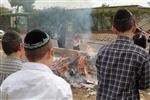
[91,6,150,32]
[8,0,35,12]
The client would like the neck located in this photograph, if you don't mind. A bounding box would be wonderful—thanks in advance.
[117,31,134,39]
[36,59,52,69]
[8,52,21,59]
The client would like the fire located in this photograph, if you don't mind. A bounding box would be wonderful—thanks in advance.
[58,63,70,76]
[77,56,86,75]
[52,48,97,83]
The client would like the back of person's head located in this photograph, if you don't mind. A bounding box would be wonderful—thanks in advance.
[113,9,135,32]
[24,29,52,62]
[2,31,22,55]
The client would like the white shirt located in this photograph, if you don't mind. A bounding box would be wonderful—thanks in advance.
[73,38,81,47]
[0,62,73,100]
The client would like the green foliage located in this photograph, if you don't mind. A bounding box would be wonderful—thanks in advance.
[91,9,114,32]
[8,0,22,7]
[91,6,150,32]
[8,0,35,12]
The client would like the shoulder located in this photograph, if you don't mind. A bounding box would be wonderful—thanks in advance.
[130,44,148,58]
[1,57,23,68]
[97,44,111,55]
[0,71,22,92]
[1,70,71,91]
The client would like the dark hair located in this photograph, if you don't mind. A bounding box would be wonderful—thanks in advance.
[2,31,22,55]
[113,9,135,32]
[25,41,52,62]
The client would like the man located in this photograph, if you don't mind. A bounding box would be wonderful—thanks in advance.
[1,29,73,100]
[0,31,24,85]
[96,9,150,100]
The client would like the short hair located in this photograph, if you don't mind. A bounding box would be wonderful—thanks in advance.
[113,9,135,32]
[2,31,22,55]
[25,42,52,62]
[24,29,52,62]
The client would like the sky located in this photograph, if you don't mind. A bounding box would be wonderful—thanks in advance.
[0,0,150,9]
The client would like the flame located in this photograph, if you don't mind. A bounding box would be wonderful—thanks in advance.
[78,56,85,65]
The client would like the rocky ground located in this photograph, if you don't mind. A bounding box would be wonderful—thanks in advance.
[73,88,96,100]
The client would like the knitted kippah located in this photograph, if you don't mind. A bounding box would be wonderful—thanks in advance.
[24,29,50,49]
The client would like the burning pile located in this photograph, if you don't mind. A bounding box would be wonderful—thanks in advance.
[52,49,97,88]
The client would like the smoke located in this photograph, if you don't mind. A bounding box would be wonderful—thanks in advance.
[65,8,93,49]
[29,7,93,48]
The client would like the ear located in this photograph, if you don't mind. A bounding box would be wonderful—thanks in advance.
[112,26,117,34]
[51,48,54,57]
[132,24,136,33]
[18,43,24,51]
[47,48,54,59]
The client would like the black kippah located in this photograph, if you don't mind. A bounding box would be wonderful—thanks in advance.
[24,29,50,49]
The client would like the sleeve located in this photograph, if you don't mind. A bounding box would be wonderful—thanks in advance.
[138,56,150,90]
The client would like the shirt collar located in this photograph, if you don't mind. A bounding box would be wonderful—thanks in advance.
[22,62,53,74]
[5,56,21,61]
[115,36,134,44]
[4,56,23,64]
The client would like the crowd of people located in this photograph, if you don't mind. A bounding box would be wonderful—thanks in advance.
[0,9,150,100]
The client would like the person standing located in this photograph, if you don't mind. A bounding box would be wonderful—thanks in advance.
[73,35,81,50]
[96,9,150,100]
[0,31,24,85]
[0,29,73,100]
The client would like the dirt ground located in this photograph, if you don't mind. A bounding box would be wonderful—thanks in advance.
[72,87,96,100]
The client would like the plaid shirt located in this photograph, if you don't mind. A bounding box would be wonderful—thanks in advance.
[96,36,150,100]
[0,56,23,85]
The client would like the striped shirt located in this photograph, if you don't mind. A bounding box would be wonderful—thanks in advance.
[96,36,150,100]
[0,56,23,85]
